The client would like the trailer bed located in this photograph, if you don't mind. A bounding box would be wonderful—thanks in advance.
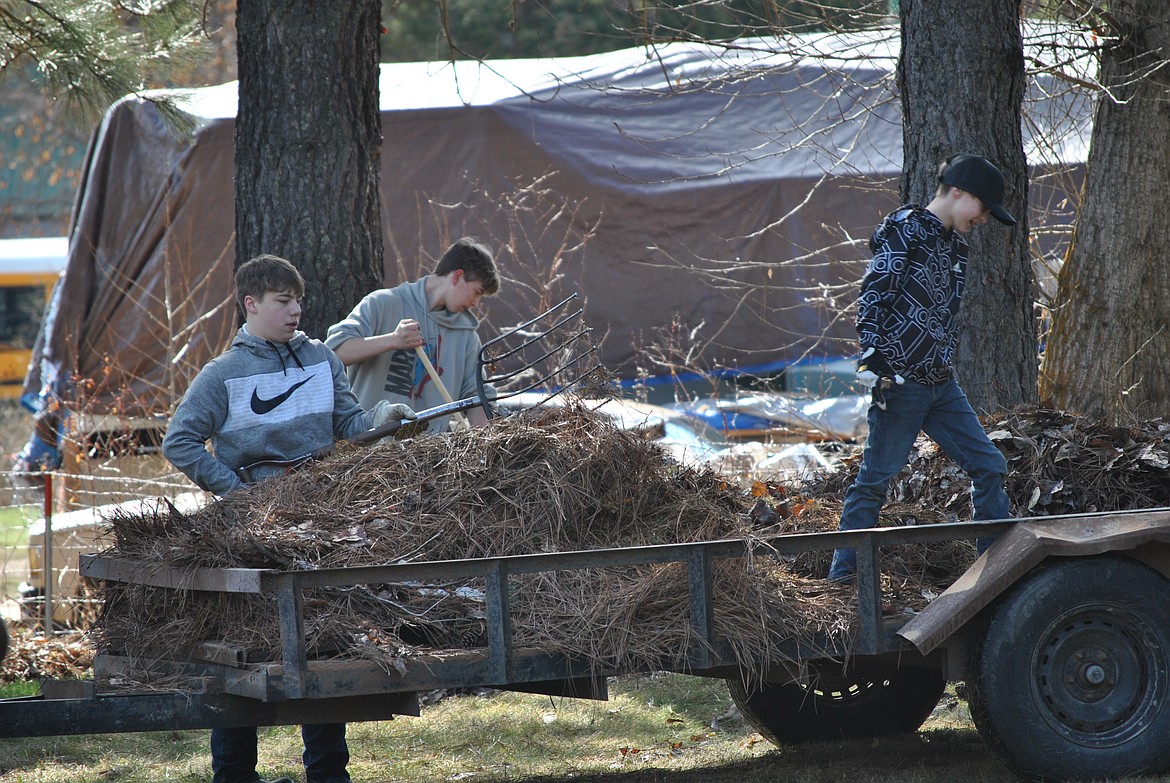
[1,519,1015,738]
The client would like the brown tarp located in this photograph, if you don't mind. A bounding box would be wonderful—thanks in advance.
[29,31,1090,418]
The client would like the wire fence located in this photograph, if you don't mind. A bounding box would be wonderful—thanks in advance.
[0,403,202,634]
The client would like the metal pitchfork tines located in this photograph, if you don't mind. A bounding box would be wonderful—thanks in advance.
[353,292,600,445]
[475,292,599,415]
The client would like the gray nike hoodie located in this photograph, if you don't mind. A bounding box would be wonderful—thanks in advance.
[162,326,371,496]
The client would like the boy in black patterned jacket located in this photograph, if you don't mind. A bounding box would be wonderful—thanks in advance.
[828,154,1018,583]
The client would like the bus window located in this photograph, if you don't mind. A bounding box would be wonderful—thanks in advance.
[0,237,68,397]
[0,284,51,349]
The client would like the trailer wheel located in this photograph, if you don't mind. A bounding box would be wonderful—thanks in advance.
[967,555,1170,782]
[727,659,945,744]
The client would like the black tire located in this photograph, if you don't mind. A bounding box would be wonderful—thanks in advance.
[967,555,1170,782]
[0,619,7,661]
[727,658,946,744]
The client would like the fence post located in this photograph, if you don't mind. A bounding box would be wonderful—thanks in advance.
[42,472,53,635]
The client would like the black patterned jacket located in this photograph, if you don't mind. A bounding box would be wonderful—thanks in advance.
[856,205,966,386]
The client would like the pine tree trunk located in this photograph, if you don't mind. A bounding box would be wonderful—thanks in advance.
[234,0,384,338]
[1040,0,1170,423]
[898,0,1036,414]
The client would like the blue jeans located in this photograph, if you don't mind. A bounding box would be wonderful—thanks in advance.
[827,378,1010,581]
[211,723,350,783]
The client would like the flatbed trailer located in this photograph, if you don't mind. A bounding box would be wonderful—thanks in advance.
[6,508,1170,782]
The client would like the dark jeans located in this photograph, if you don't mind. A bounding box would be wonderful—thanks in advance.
[828,378,1010,581]
[211,723,350,783]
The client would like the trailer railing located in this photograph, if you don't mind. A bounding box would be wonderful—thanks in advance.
[80,518,1019,700]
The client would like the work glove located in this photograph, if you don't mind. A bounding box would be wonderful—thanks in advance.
[369,400,418,428]
[368,400,431,440]
[857,347,904,387]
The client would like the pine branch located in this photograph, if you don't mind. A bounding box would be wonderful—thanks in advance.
[0,0,210,121]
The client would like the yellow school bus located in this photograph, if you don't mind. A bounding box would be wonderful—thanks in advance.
[0,237,67,400]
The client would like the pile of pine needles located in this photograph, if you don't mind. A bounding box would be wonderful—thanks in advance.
[93,403,852,677]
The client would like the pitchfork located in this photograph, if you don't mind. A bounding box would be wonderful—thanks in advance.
[361,292,599,440]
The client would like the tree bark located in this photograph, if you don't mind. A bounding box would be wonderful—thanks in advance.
[898,0,1036,414]
[1040,0,1170,423]
[235,0,384,338]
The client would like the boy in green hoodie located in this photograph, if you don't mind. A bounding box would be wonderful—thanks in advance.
[325,237,500,431]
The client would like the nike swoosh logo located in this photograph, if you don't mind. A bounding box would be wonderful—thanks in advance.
[250,377,312,415]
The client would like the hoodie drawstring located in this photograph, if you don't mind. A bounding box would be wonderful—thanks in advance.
[286,341,305,371]
[266,340,306,375]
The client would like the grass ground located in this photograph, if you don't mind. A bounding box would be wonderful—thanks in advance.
[1,674,1024,783]
[0,505,29,548]
[0,402,37,606]
[0,504,35,599]
[12,669,1170,783]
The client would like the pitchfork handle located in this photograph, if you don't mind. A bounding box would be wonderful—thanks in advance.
[414,347,470,430]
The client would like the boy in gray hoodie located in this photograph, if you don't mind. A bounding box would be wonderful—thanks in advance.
[163,253,413,783]
[325,237,500,431]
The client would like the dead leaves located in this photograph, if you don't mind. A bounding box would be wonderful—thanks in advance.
[0,629,93,685]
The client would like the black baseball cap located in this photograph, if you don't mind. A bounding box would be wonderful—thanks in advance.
[938,154,1016,226]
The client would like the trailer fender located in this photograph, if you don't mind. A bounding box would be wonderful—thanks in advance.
[898,509,1170,655]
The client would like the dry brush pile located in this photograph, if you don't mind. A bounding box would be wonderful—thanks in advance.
[92,403,853,678]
